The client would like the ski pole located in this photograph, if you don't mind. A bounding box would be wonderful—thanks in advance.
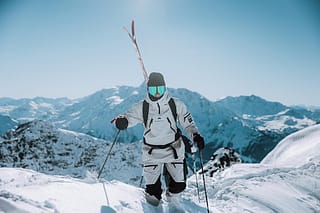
[191,146,200,203]
[139,175,144,188]
[199,150,210,213]
[192,151,200,203]
[97,129,121,179]
[124,20,149,84]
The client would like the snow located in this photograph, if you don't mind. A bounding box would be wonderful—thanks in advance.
[200,162,319,212]
[1,124,320,212]
[28,101,54,110]
[0,168,204,212]
[261,124,320,167]
[70,111,81,117]
[0,106,17,115]
[106,96,123,105]
[257,114,315,131]
[131,91,139,95]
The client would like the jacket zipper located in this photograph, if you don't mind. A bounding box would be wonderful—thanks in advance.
[157,103,160,114]
[167,117,176,133]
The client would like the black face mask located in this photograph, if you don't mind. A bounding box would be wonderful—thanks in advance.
[148,93,163,101]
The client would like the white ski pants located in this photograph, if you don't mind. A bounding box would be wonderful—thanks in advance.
[143,161,185,185]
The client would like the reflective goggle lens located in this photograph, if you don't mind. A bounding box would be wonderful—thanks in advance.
[148,86,165,96]
[148,86,157,96]
[157,86,165,95]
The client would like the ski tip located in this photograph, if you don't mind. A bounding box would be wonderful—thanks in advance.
[131,20,135,36]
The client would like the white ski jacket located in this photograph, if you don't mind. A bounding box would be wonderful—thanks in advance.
[122,90,199,164]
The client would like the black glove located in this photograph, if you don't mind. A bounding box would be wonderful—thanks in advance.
[115,117,128,130]
[193,133,205,150]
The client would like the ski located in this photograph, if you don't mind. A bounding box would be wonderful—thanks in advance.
[124,20,149,84]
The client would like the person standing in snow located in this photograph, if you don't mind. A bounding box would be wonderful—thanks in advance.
[113,72,205,206]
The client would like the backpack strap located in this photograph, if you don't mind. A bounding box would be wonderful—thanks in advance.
[142,100,149,127]
[168,98,177,122]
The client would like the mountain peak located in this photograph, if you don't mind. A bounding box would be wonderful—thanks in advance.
[216,95,287,117]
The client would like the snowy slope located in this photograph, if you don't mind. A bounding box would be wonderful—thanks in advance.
[196,162,319,212]
[0,124,319,212]
[261,124,320,167]
[0,120,143,186]
[0,168,207,213]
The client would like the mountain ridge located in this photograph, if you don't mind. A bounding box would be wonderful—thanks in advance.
[1,85,319,162]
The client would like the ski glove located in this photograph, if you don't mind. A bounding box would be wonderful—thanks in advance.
[115,117,128,130]
[193,133,205,150]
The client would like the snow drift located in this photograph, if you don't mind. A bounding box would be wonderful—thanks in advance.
[261,124,320,167]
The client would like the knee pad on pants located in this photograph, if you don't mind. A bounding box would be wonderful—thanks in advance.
[145,176,162,200]
[169,180,186,194]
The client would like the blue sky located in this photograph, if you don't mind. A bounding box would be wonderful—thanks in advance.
[1,0,319,106]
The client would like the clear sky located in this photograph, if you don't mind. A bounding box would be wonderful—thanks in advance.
[1,0,319,106]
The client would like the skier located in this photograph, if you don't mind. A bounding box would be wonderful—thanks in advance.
[114,72,205,206]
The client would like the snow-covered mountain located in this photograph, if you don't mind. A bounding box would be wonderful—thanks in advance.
[1,124,319,212]
[0,120,143,186]
[1,85,319,162]
[215,95,319,132]
[0,97,73,122]
[215,95,287,116]
[0,114,17,135]
[52,86,145,141]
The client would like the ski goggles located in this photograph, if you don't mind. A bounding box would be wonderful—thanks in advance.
[148,85,166,96]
